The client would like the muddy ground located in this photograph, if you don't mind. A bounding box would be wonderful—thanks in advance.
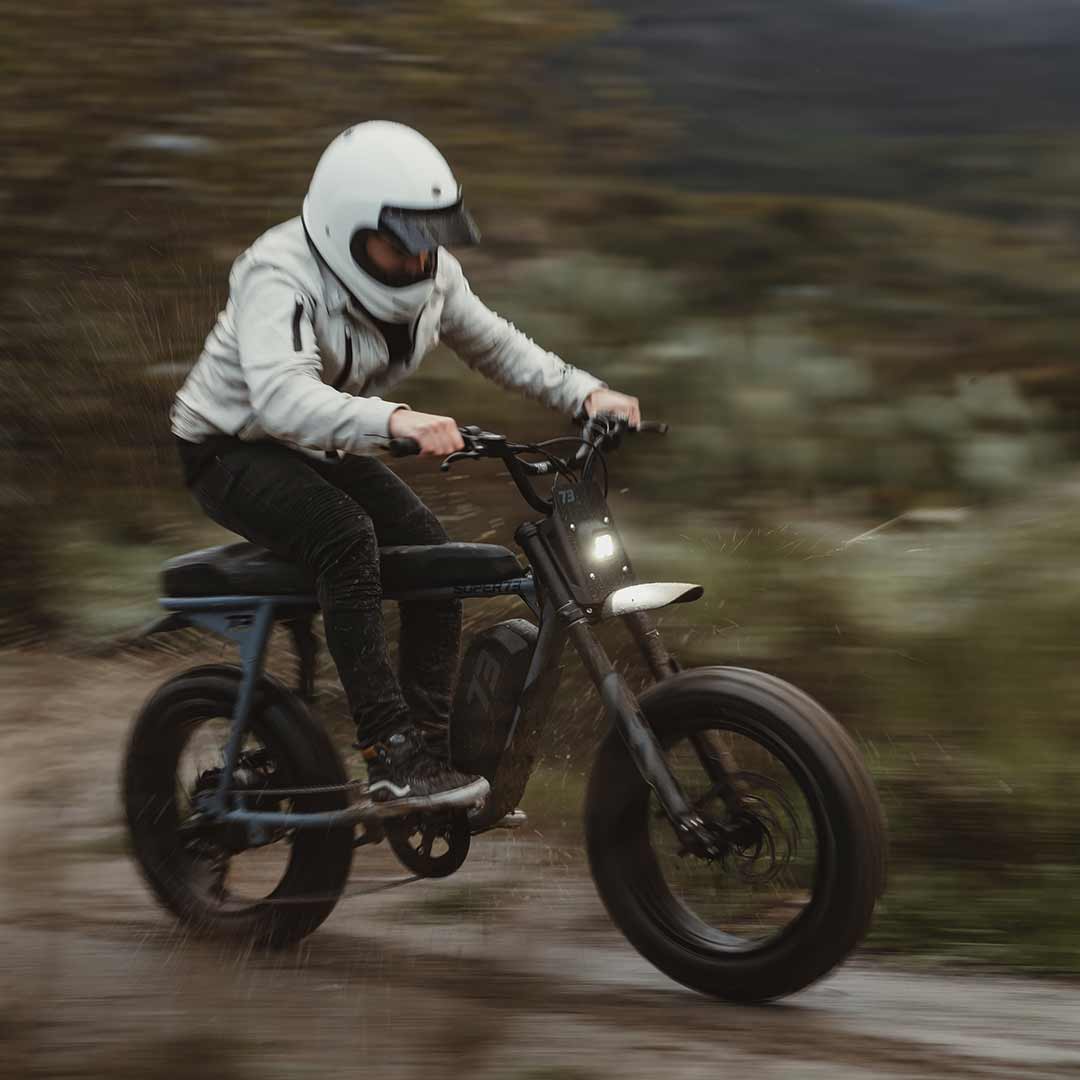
[2,647,1079,1080]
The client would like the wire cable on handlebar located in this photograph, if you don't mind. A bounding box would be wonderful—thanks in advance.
[534,435,592,457]
[586,447,609,496]
[566,428,612,496]
[511,440,577,477]
[550,439,610,500]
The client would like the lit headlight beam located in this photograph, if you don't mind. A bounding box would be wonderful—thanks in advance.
[592,532,616,560]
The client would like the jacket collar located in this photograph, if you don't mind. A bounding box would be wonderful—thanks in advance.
[302,219,356,317]
[320,266,355,318]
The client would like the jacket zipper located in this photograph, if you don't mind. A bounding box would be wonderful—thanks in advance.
[291,295,304,352]
[332,326,353,391]
[324,327,353,461]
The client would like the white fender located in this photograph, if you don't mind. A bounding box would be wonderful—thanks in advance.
[600,582,704,619]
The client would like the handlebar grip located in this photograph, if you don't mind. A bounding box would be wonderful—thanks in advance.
[388,437,421,457]
[637,421,669,434]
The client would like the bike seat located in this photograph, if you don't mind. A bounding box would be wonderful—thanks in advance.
[161,540,523,598]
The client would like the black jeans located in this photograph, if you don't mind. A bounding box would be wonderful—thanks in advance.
[176,436,462,746]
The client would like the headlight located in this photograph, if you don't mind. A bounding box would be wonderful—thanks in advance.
[592,532,616,560]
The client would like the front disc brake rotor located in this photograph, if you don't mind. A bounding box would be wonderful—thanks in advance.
[721,772,802,884]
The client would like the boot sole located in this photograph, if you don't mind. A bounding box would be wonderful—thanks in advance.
[370,776,490,819]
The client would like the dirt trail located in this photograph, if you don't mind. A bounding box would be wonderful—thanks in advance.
[2,648,1078,1080]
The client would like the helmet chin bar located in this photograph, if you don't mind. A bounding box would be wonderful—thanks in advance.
[350,267,435,325]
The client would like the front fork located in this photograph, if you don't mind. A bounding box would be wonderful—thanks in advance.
[518,523,733,858]
[623,610,750,821]
[570,617,747,859]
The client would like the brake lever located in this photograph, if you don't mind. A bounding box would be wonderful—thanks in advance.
[575,414,620,463]
[439,450,483,472]
[572,415,666,467]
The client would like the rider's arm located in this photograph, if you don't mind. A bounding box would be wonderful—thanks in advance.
[234,262,408,452]
[438,251,607,417]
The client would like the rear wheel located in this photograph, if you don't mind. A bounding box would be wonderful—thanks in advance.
[123,666,354,946]
[586,667,884,1002]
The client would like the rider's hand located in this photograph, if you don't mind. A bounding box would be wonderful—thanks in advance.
[388,407,465,456]
[584,389,641,428]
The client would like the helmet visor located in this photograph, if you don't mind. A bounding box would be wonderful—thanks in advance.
[378,197,481,255]
[350,229,439,288]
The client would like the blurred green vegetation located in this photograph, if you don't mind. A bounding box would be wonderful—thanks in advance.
[3,0,1080,973]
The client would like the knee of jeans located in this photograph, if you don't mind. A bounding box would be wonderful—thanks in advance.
[301,515,378,577]
[310,535,384,609]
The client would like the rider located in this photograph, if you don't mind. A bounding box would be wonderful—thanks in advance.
[170,120,640,815]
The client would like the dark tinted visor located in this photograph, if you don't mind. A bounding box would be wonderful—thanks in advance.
[349,229,438,287]
[378,197,481,255]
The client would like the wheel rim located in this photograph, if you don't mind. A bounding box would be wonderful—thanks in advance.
[168,710,297,913]
[637,714,831,955]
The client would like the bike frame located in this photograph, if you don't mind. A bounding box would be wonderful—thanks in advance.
[157,574,538,832]
[158,551,694,837]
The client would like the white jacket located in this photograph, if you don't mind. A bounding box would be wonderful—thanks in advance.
[170,217,606,461]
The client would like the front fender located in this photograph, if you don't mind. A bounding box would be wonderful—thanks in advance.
[601,581,703,619]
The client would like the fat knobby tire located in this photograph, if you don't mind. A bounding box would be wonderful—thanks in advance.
[585,665,886,1002]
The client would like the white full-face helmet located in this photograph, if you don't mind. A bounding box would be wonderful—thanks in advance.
[302,121,480,324]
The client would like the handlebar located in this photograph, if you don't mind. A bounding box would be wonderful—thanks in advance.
[386,415,666,514]
[389,416,667,460]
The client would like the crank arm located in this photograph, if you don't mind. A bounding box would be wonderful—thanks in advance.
[354,818,386,847]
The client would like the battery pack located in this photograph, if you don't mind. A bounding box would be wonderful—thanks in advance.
[450,618,538,782]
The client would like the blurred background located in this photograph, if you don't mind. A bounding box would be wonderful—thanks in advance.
[3,1,1080,1075]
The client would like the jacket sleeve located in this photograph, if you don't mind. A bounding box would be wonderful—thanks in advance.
[438,252,606,417]
[234,261,408,452]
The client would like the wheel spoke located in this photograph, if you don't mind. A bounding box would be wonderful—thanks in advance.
[176,717,296,908]
[647,725,819,947]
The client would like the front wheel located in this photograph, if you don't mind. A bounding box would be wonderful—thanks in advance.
[586,666,885,1003]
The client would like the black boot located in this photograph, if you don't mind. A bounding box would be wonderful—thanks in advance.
[361,727,489,818]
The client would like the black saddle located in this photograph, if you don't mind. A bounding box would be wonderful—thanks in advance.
[162,540,522,598]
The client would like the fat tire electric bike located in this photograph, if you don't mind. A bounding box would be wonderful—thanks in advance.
[123,416,886,1002]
